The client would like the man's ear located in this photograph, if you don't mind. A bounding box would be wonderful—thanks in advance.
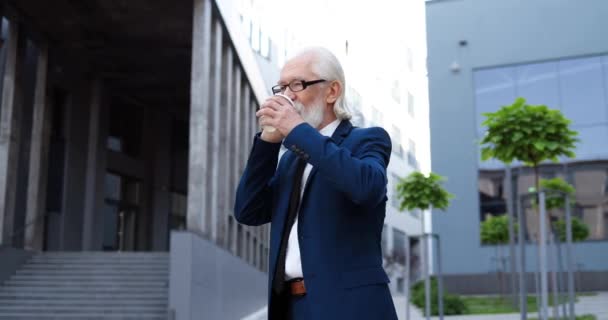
[326,80,342,105]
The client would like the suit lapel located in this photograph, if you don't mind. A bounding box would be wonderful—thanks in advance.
[269,150,300,277]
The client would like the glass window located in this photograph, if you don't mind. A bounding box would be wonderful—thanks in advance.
[478,170,506,221]
[107,103,142,158]
[408,92,415,117]
[572,125,608,160]
[391,126,403,158]
[474,66,516,136]
[559,56,606,126]
[170,192,187,230]
[104,173,122,201]
[407,47,414,72]
[515,61,560,109]
[390,173,402,209]
[572,166,608,240]
[392,228,406,265]
[391,80,401,104]
[397,277,405,293]
[603,56,608,112]
[381,224,389,256]
[408,139,417,168]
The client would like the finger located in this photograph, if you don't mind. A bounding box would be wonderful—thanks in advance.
[262,99,285,111]
[269,95,294,107]
[259,115,276,127]
[256,107,277,118]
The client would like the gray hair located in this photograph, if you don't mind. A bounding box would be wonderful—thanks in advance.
[294,47,352,120]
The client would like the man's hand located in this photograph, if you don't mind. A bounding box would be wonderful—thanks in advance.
[257,96,305,139]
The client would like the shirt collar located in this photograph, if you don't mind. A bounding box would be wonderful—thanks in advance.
[319,119,341,137]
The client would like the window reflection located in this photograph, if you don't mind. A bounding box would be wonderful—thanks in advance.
[478,163,608,242]
[475,54,608,165]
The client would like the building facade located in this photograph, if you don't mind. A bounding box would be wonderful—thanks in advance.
[426,0,608,293]
[0,0,277,318]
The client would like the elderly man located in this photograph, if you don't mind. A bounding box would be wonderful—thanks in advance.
[234,47,397,320]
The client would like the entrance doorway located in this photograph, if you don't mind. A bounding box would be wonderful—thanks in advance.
[102,172,142,251]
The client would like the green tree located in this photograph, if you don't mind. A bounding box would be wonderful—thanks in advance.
[553,217,589,243]
[396,171,453,318]
[480,215,518,298]
[539,177,576,210]
[480,97,579,194]
[396,172,453,212]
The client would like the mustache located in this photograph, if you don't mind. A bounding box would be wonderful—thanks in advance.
[293,101,305,113]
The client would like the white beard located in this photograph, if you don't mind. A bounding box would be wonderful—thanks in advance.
[295,97,325,129]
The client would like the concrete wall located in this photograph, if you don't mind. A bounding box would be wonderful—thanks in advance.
[0,246,32,283]
[169,231,267,320]
[426,0,608,279]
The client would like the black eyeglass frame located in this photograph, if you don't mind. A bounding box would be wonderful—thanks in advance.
[271,79,326,95]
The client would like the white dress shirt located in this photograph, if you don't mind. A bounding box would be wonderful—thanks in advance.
[284,119,341,280]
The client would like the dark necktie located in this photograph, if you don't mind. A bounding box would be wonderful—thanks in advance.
[272,157,307,294]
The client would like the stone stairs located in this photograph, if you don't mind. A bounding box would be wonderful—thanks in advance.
[0,251,170,319]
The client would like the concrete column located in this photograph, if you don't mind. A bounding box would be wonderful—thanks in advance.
[241,85,251,173]
[0,20,22,246]
[230,67,242,254]
[241,85,251,264]
[24,43,50,251]
[60,83,90,251]
[208,19,223,244]
[149,111,172,251]
[81,79,104,251]
[188,0,212,236]
[222,47,233,250]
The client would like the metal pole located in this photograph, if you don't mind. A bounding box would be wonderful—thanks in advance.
[565,196,575,320]
[549,230,560,319]
[534,254,541,319]
[556,235,568,319]
[405,235,411,320]
[506,165,518,308]
[423,232,431,320]
[435,235,444,320]
[518,195,527,320]
[539,192,549,320]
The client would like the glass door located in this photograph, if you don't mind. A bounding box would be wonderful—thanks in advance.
[103,172,141,251]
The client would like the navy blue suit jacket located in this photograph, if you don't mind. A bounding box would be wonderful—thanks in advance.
[234,120,398,319]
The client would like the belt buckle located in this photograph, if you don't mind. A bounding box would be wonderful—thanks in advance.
[288,278,306,296]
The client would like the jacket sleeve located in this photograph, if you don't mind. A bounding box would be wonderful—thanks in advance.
[283,123,391,207]
[233,134,282,226]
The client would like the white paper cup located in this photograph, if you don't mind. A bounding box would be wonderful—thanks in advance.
[263,94,295,133]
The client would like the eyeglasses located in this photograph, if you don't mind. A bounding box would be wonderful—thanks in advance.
[271,79,326,95]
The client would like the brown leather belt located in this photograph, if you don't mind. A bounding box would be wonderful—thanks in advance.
[287,278,306,296]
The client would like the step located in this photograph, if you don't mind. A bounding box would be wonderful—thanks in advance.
[8,275,168,282]
[0,286,167,294]
[0,305,167,313]
[0,313,166,319]
[35,251,168,256]
[15,269,168,276]
[20,266,169,272]
[3,280,168,288]
[24,261,168,267]
[0,291,168,299]
[0,299,168,307]
[31,254,168,259]
[28,258,168,263]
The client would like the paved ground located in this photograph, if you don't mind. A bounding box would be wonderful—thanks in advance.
[392,292,608,320]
